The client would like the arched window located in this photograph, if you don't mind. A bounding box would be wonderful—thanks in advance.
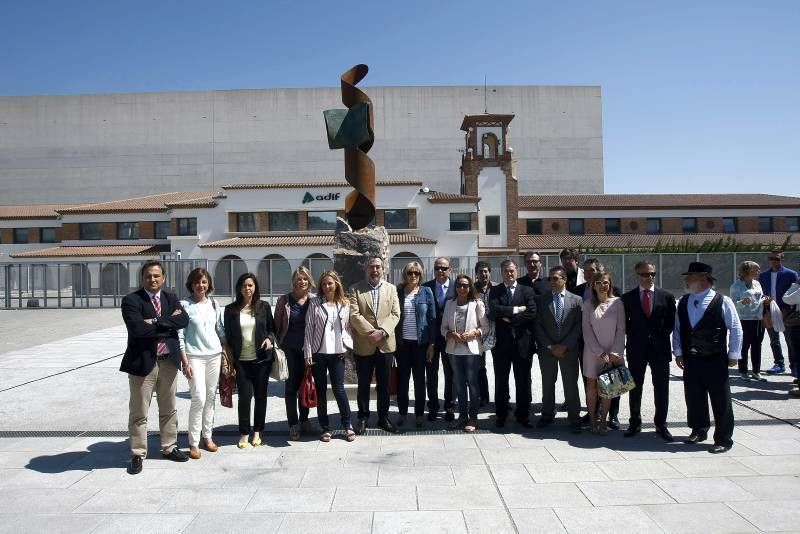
[258,254,292,298]
[391,252,421,284]
[214,255,248,297]
[482,132,499,159]
[302,253,333,283]
[101,263,129,295]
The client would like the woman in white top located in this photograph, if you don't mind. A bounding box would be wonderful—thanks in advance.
[303,271,355,442]
[730,261,766,380]
[440,274,489,433]
[178,267,226,459]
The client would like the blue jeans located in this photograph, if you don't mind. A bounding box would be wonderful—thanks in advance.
[312,353,351,430]
[448,353,480,420]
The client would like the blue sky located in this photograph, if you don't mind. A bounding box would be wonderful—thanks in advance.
[1,1,798,195]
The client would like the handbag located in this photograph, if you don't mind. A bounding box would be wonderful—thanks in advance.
[785,310,800,328]
[219,373,236,408]
[597,363,636,399]
[269,345,289,381]
[479,320,496,352]
[299,363,317,408]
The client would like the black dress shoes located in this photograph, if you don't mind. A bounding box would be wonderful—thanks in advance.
[379,419,399,434]
[655,426,674,442]
[127,455,143,475]
[444,410,456,422]
[570,423,583,434]
[162,448,189,462]
[355,419,368,435]
[427,412,438,422]
[495,417,506,428]
[536,418,554,429]
[623,425,642,437]
[517,420,534,429]
[580,413,591,424]
[709,444,732,454]
[683,430,708,444]
[607,415,620,430]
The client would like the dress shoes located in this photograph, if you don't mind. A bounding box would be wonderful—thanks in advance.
[495,417,506,428]
[189,447,201,460]
[378,419,399,434]
[623,425,641,437]
[607,415,620,430]
[444,410,456,422]
[427,412,438,422]
[570,423,583,434]
[683,430,708,444]
[201,439,219,452]
[517,419,534,429]
[655,426,674,442]
[127,455,143,475]
[355,419,368,435]
[162,448,189,462]
[709,444,732,454]
[580,413,591,424]
[535,417,554,429]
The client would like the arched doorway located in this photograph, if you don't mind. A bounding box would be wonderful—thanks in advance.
[302,253,333,284]
[258,254,292,298]
[482,132,499,159]
[214,255,248,297]
[391,252,421,284]
[101,263,129,295]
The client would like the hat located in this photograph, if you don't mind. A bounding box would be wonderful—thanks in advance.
[682,262,715,280]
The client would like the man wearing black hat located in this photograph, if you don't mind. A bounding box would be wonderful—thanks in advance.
[673,262,743,454]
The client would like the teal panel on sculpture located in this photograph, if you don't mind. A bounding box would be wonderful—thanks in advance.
[323,101,373,150]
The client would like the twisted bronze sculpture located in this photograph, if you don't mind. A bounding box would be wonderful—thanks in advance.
[323,64,376,230]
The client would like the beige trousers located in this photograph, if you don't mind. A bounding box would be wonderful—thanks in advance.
[128,358,178,457]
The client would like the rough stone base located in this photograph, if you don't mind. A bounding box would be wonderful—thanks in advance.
[333,218,390,290]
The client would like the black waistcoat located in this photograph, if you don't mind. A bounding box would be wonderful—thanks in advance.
[678,293,727,357]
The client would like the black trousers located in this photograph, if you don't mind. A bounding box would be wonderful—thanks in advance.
[426,337,454,415]
[739,319,764,374]
[683,353,735,447]
[627,356,670,428]
[235,359,273,435]
[479,352,490,403]
[355,350,394,422]
[396,340,427,416]
[493,342,533,422]
[284,346,309,426]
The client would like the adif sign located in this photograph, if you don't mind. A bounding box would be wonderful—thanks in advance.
[302,192,342,204]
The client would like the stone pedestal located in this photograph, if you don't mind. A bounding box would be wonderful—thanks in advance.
[333,217,390,290]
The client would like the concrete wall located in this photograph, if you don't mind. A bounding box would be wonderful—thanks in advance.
[0,85,603,204]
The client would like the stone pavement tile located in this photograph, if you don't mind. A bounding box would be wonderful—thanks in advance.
[735,454,800,475]
[246,487,336,513]
[595,459,684,480]
[451,465,494,486]
[481,447,555,465]
[380,435,445,449]
[509,508,567,533]
[733,438,800,456]
[278,512,373,534]
[473,434,512,449]
[144,467,231,488]
[665,457,757,477]
[641,502,758,533]
[60,436,129,453]
[379,465,455,486]
[332,486,417,511]
[0,488,98,513]
[373,510,466,533]
[728,475,800,500]
[726,500,800,532]
[614,447,690,461]
[319,435,381,450]
[417,485,505,510]
[0,513,105,534]
[499,483,592,509]
[553,505,662,534]
[489,463,535,485]
[221,467,307,488]
[680,442,758,458]
[577,480,674,506]
[0,439,24,452]
[463,509,517,533]
[654,476,755,503]
[504,435,558,449]
[75,488,175,513]
[544,445,624,463]
[274,449,345,468]
[91,513,197,534]
[160,488,257,513]
[0,450,87,471]
[70,467,171,489]
[0,468,89,488]
[738,424,800,439]
[415,447,485,466]
[212,449,283,469]
[441,434,480,449]
[184,512,284,534]
[525,461,608,483]
[345,449,414,467]
[300,464,379,487]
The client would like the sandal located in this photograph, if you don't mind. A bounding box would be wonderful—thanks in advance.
[345,427,356,442]
[320,430,332,443]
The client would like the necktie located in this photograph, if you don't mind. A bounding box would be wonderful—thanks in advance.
[152,296,167,355]
[506,285,513,303]
[554,293,564,327]
[437,283,445,307]
[642,289,652,317]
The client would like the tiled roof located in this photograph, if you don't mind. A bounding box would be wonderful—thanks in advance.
[518,194,800,210]
[0,204,79,220]
[199,233,437,248]
[58,192,215,214]
[518,233,800,251]
[164,196,219,208]
[427,192,481,203]
[10,244,170,258]
[221,180,422,190]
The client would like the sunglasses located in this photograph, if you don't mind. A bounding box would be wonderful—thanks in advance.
[638,272,657,278]
[406,271,421,277]
[455,283,470,289]
[434,266,450,271]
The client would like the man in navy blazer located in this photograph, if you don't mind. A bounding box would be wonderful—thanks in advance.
[621,261,676,441]
[120,260,189,474]
[758,251,799,375]
[422,257,456,422]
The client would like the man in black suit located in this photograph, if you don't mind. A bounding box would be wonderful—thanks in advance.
[488,259,537,428]
[120,260,189,475]
[517,251,549,297]
[621,261,677,441]
[422,257,456,422]
[474,261,494,406]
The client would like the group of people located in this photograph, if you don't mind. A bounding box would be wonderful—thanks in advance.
[119,248,800,475]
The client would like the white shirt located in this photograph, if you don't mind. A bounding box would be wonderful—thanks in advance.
[319,302,345,354]
[672,288,743,359]
[402,293,418,341]
[771,271,778,298]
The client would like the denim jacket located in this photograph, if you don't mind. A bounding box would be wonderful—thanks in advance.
[396,284,437,346]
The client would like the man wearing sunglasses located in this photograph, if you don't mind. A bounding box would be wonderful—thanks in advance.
[758,251,798,376]
[517,251,549,296]
[422,257,456,422]
[621,261,676,441]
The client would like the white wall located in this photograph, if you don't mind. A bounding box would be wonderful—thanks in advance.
[477,167,507,248]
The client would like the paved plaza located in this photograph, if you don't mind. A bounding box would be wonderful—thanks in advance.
[0,308,799,533]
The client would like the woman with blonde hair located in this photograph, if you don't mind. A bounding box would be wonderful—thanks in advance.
[303,271,355,442]
[730,260,766,381]
[274,266,317,440]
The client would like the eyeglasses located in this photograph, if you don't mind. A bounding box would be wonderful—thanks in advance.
[637,272,657,278]
[455,283,470,289]
[434,266,450,271]
[406,271,421,277]
[526,259,541,264]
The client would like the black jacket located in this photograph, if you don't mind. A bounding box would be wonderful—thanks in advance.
[487,283,537,359]
[517,274,550,297]
[622,287,676,363]
[224,301,276,364]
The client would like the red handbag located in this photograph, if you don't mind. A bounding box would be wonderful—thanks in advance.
[300,363,318,409]
[219,373,236,408]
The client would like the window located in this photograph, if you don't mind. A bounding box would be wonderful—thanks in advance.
[176,218,197,236]
[525,219,542,235]
[605,218,621,234]
[269,212,299,231]
[682,218,697,233]
[568,219,584,235]
[485,215,500,235]
[308,211,337,231]
[237,212,257,232]
[13,228,29,244]
[117,222,139,240]
[40,227,57,243]
[154,221,171,239]
[787,216,799,232]
[646,218,662,234]
[384,209,410,229]
[449,212,471,231]
[80,223,102,240]
[723,217,737,233]
[758,216,773,233]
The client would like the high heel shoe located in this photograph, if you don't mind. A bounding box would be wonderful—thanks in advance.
[251,435,262,447]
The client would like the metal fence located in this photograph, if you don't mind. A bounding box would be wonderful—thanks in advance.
[2,251,799,309]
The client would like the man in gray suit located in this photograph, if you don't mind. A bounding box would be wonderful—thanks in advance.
[534,265,584,433]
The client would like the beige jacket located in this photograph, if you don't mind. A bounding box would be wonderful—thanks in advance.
[349,280,401,356]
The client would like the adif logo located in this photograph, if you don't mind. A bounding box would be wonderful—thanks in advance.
[302,192,341,204]
[302,192,315,204]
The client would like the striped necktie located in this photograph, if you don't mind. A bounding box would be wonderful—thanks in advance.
[152,296,167,355]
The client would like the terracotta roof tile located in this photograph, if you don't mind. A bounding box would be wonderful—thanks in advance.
[58,192,215,214]
[427,192,481,203]
[0,204,80,220]
[199,233,436,248]
[10,244,170,258]
[518,233,800,251]
[518,194,800,210]
[221,180,422,190]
